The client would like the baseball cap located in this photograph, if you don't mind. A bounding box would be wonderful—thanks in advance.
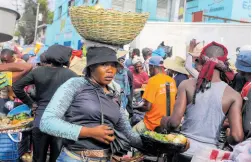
[235,47,251,73]
[149,56,164,67]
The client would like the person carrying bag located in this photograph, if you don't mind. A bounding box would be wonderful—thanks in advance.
[39,46,143,162]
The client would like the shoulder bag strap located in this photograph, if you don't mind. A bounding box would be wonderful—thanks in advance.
[94,89,104,124]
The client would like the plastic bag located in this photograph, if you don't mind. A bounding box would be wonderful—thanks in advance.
[191,147,231,162]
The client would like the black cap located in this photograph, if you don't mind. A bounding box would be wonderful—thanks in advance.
[86,47,119,67]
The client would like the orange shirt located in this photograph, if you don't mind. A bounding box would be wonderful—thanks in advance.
[143,73,177,131]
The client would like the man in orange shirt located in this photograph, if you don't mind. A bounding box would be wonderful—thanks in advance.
[133,56,177,133]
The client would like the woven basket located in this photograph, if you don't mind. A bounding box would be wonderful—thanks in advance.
[69,6,149,45]
[140,134,186,156]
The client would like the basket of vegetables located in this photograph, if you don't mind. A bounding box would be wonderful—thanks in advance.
[140,131,188,156]
[69,5,149,45]
[0,113,33,133]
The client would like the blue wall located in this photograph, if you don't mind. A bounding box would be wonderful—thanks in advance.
[185,0,251,23]
[45,0,83,49]
[231,0,251,22]
[45,0,251,49]
[185,0,199,22]
[137,0,158,21]
[185,0,234,22]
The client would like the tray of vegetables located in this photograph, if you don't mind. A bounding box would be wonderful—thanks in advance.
[140,131,188,155]
[0,113,33,132]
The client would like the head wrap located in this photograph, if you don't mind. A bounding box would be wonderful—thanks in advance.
[44,45,72,66]
[196,42,234,93]
[132,56,142,65]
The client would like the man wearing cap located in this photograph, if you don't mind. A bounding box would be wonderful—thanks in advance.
[133,56,177,134]
[235,46,251,99]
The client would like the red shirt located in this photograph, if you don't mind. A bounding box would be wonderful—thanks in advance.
[241,82,251,98]
[129,66,149,89]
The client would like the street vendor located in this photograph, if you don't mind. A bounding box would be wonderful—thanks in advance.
[13,45,78,162]
[161,42,244,160]
[133,56,177,134]
[40,46,142,162]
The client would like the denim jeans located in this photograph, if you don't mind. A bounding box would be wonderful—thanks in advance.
[57,148,110,162]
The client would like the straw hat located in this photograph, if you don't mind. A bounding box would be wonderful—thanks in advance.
[187,42,205,57]
[116,50,128,59]
[164,56,189,75]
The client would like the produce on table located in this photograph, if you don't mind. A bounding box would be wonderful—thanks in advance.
[9,112,30,121]
[144,131,187,145]
[0,113,33,130]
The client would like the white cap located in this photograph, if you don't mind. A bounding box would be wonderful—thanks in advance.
[132,56,143,65]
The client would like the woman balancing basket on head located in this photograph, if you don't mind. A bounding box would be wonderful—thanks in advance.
[39,3,148,162]
[39,3,188,162]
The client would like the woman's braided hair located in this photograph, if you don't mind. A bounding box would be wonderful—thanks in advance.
[192,45,233,104]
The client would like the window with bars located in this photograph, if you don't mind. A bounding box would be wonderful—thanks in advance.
[58,6,62,19]
[68,0,75,16]
[156,0,168,19]
[68,0,75,7]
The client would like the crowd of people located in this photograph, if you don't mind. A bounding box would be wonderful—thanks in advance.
[0,39,250,162]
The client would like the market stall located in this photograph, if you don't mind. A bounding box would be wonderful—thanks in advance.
[0,105,33,161]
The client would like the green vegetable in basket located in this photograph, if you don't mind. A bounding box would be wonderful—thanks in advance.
[11,113,29,121]
[144,131,168,142]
